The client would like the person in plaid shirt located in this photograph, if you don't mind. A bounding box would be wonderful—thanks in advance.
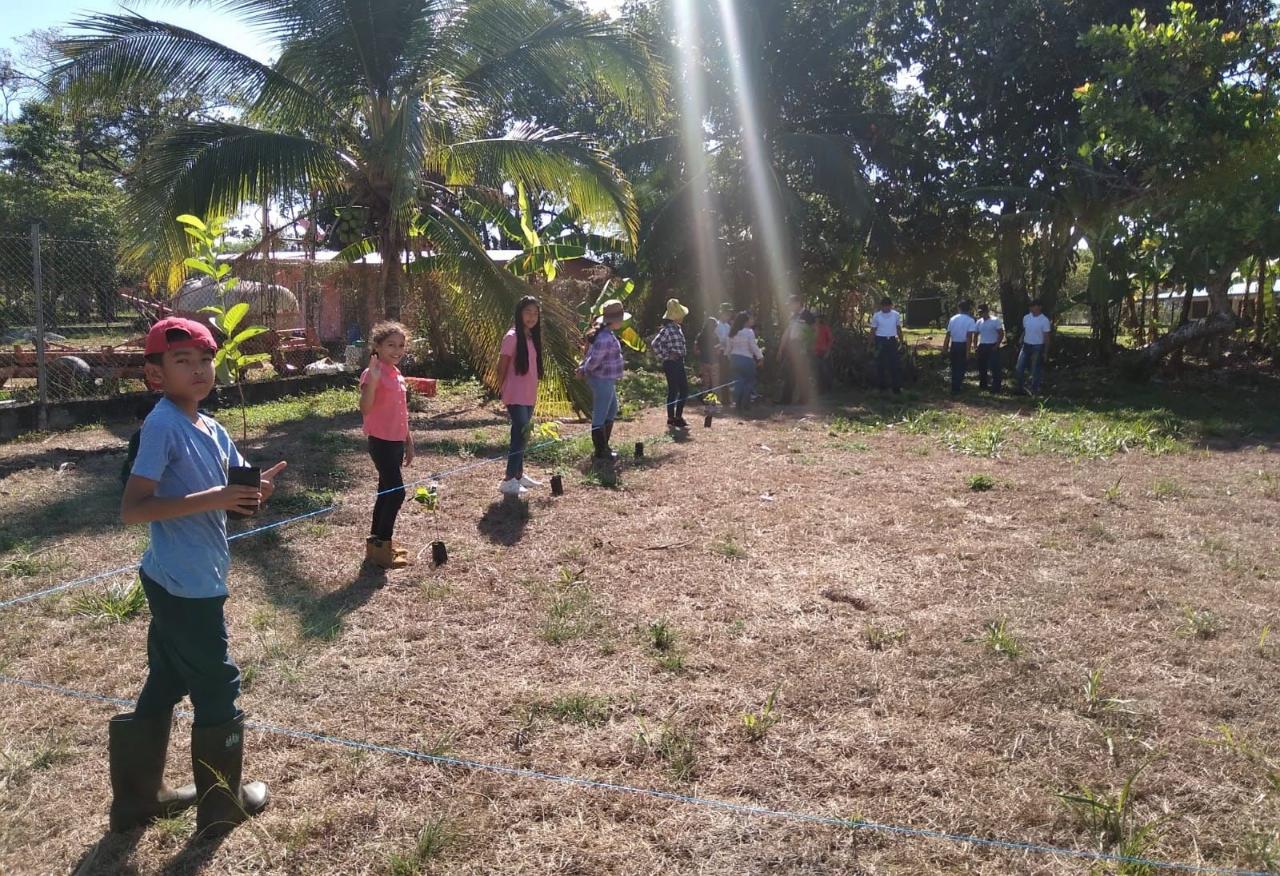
[652,298,690,429]
[578,299,628,461]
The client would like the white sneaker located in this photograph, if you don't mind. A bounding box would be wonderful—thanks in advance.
[499,478,528,497]
[519,475,543,489]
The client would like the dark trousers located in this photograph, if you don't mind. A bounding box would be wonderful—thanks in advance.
[134,572,240,728]
[368,436,405,540]
[875,337,902,391]
[949,342,969,393]
[505,404,533,480]
[976,342,1002,391]
[662,359,688,421]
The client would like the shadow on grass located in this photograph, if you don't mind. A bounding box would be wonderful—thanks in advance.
[158,829,229,876]
[477,497,530,546]
[68,829,144,876]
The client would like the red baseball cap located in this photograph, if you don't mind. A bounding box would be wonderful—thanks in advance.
[145,317,218,356]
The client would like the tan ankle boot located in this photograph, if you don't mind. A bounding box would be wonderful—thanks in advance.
[366,538,409,569]
[389,541,413,564]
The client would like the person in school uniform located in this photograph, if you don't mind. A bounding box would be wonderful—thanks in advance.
[945,300,978,394]
[1016,299,1053,395]
[975,304,1005,393]
[869,296,904,394]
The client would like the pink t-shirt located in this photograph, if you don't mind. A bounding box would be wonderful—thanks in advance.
[500,329,539,407]
[360,362,409,441]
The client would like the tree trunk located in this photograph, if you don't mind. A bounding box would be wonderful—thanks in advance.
[996,213,1028,334]
[1255,255,1268,345]
[1124,310,1241,378]
[379,226,404,320]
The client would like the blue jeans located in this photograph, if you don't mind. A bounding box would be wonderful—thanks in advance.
[731,355,757,409]
[949,342,968,393]
[1016,344,1045,392]
[505,404,534,480]
[976,343,1002,391]
[587,377,619,429]
[875,337,901,390]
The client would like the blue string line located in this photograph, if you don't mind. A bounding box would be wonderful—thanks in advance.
[0,381,740,611]
[0,673,1268,876]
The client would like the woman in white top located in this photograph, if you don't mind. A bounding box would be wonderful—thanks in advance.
[726,312,764,411]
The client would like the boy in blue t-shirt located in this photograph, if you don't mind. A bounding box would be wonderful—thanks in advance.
[112,317,286,837]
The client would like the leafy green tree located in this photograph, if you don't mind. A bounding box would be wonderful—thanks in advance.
[51,0,661,410]
[1077,1,1280,366]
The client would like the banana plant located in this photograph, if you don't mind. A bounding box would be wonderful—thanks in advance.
[177,213,271,440]
[463,183,625,283]
[579,276,647,353]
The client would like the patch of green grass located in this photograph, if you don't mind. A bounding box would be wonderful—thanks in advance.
[538,694,610,727]
[655,650,686,673]
[71,578,147,623]
[1023,407,1183,459]
[899,408,969,436]
[709,534,747,560]
[269,486,337,516]
[386,815,459,875]
[1,735,73,785]
[647,618,677,652]
[947,421,1010,458]
[966,473,996,492]
[1104,478,1125,503]
[221,387,358,435]
[541,567,599,645]
[1239,829,1280,872]
[972,618,1022,659]
[636,719,698,783]
[1058,759,1161,869]
[151,811,193,841]
[1176,606,1222,640]
[0,542,70,580]
[1150,478,1185,500]
[864,623,907,651]
[1081,668,1135,719]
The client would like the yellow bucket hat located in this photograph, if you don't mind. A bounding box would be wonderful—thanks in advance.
[664,298,690,321]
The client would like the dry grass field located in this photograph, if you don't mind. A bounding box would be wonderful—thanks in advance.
[0,372,1277,875]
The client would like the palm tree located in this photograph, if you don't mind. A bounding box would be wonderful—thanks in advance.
[52,0,660,408]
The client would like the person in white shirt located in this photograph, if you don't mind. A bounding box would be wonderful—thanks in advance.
[726,311,765,412]
[869,296,904,394]
[1016,299,1053,395]
[946,300,978,394]
[974,303,1005,393]
[715,302,734,393]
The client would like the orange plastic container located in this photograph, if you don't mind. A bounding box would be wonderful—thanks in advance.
[404,377,438,396]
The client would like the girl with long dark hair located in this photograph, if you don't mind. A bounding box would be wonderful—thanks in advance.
[497,296,544,496]
[726,311,764,411]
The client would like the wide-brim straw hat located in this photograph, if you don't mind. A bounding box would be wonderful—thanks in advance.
[664,298,690,321]
[600,299,632,322]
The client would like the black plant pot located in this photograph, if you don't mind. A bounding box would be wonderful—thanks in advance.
[704,414,713,428]
[550,475,564,496]
[634,442,645,460]
[431,540,448,566]
[227,465,260,520]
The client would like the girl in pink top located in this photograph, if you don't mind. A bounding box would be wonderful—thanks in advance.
[358,321,414,568]
[497,296,543,497]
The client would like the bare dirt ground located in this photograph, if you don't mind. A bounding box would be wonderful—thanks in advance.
[0,381,1277,875]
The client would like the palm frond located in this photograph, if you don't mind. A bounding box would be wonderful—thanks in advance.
[51,13,331,132]
[460,189,526,243]
[436,124,639,253]
[413,205,590,414]
[124,121,347,284]
[447,0,664,113]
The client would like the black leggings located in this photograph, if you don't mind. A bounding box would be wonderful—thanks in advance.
[368,436,405,540]
[662,359,688,421]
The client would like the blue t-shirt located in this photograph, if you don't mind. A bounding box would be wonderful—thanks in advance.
[131,397,245,599]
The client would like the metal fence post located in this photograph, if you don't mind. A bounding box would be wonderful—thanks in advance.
[30,223,48,431]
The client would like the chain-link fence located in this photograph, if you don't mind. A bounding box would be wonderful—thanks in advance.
[1,226,156,426]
